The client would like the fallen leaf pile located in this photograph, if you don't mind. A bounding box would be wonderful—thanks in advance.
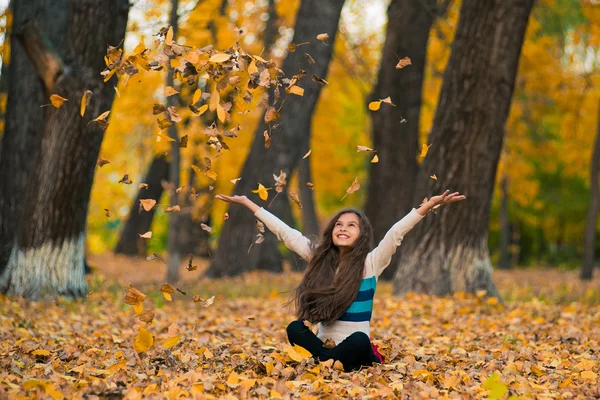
[1,265,599,399]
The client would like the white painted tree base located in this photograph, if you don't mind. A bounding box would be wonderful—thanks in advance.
[0,235,87,300]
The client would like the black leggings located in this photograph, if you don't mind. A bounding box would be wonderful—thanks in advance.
[286,320,381,372]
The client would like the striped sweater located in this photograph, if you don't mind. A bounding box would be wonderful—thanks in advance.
[255,207,424,345]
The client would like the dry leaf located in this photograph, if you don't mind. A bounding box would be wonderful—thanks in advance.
[306,182,314,190]
[357,145,374,152]
[200,223,213,234]
[118,174,132,184]
[138,310,154,323]
[312,74,327,84]
[124,287,147,305]
[140,199,157,211]
[139,231,152,239]
[306,54,316,64]
[179,135,188,148]
[139,183,149,190]
[263,130,271,149]
[97,158,110,167]
[203,296,215,308]
[316,33,329,41]
[430,174,438,180]
[209,53,232,63]
[165,26,174,45]
[371,155,379,163]
[104,209,110,217]
[256,220,265,234]
[192,89,201,105]
[230,177,242,184]
[50,94,68,108]
[165,205,181,213]
[341,177,360,201]
[134,327,154,353]
[273,170,287,193]
[286,85,304,96]
[289,192,302,208]
[381,96,396,106]
[209,86,220,112]
[187,254,197,271]
[396,56,412,69]
[80,90,92,117]
[264,107,280,123]
[224,212,229,220]
[369,101,381,111]
[303,150,311,159]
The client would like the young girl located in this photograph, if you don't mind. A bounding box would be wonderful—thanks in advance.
[216,190,465,371]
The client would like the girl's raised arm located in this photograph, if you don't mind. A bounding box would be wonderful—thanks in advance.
[216,194,313,261]
[367,190,466,277]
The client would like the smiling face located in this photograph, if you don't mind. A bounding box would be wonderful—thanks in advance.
[332,212,361,249]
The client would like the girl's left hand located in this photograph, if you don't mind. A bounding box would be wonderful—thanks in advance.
[429,190,466,207]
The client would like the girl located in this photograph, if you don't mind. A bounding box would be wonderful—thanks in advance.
[216,190,465,371]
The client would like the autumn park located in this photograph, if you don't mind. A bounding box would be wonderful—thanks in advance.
[1,0,600,398]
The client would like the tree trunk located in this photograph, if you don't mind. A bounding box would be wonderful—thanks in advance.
[298,154,319,238]
[179,156,211,257]
[207,0,346,277]
[0,0,129,300]
[581,100,600,280]
[166,0,182,284]
[393,0,534,297]
[499,175,511,269]
[364,0,438,281]
[114,154,169,256]
[0,0,67,273]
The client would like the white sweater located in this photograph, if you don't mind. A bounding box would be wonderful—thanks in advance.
[254,207,424,345]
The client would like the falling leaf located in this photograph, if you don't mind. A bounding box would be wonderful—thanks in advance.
[140,199,156,211]
[357,145,374,152]
[104,209,110,217]
[256,220,265,234]
[192,89,201,105]
[161,283,174,301]
[273,170,287,193]
[156,131,176,142]
[114,86,120,98]
[420,143,432,158]
[192,295,201,302]
[288,42,308,52]
[305,54,316,64]
[381,96,396,106]
[341,177,360,201]
[252,183,271,201]
[209,86,220,112]
[264,107,280,123]
[50,94,68,108]
[165,26,174,45]
[371,155,379,163]
[124,287,146,305]
[93,110,111,122]
[430,174,437,180]
[138,310,154,323]
[316,33,329,41]
[204,169,218,180]
[287,85,304,96]
[216,103,226,123]
[289,192,302,208]
[312,74,327,84]
[165,205,180,213]
[209,53,232,63]
[203,296,215,308]
[80,90,92,117]
[163,335,182,349]
[118,174,132,184]
[230,178,242,184]
[248,58,258,74]
[306,182,314,190]
[176,185,185,193]
[139,231,152,239]
[139,183,149,190]
[224,212,229,220]
[396,56,412,69]
[134,327,154,353]
[179,135,188,148]
[164,86,179,97]
[303,150,311,159]
[263,130,271,149]
[400,117,407,123]
[97,158,110,167]
[369,101,381,111]
[200,223,213,234]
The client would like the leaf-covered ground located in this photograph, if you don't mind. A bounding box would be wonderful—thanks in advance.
[1,256,599,399]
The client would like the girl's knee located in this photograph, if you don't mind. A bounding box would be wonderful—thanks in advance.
[286,320,306,337]
[349,332,371,349]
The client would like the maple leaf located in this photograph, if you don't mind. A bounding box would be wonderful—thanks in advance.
[273,170,287,193]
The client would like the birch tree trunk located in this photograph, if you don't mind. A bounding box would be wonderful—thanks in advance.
[393,0,534,297]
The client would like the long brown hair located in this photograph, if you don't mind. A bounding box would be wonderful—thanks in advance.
[293,208,374,324]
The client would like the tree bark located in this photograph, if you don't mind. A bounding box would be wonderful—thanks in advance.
[114,154,169,256]
[393,0,534,297]
[207,0,346,277]
[298,154,319,238]
[581,100,600,280]
[0,0,129,300]
[364,0,437,281]
[499,175,511,269]
[166,0,182,284]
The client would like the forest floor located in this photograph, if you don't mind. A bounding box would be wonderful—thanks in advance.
[1,253,599,399]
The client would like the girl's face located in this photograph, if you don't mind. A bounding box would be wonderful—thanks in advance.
[332,212,361,249]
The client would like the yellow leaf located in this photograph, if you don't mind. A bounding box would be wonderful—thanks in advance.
[287,85,304,96]
[93,110,110,122]
[80,90,92,117]
[226,370,240,388]
[251,183,271,201]
[368,101,381,111]
[140,199,156,211]
[165,26,174,46]
[209,53,232,63]
[216,103,226,123]
[581,371,598,380]
[248,58,258,74]
[239,379,256,391]
[163,335,182,349]
[163,292,172,301]
[371,155,379,163]
[205,170,217,180]
[114,86,120,98]
[195,104,208,116]
[50,94,67,108]
[209,86,220,112]
[192,89,201,105]
[419,143,432,158]
[293,344,312,359]
[124,287,147,305]
[284,345,306,362]
[430,174,437,180]
[341,177,360,201]
[164,86,179,97]
[134,327,154,353]
[230,177,242,184]
[32,349,51,356]
[156,131,176,142]
[132,303,144,315]
[139,231,152,239]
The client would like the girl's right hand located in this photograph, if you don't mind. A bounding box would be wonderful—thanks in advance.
[215,194,248,204]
